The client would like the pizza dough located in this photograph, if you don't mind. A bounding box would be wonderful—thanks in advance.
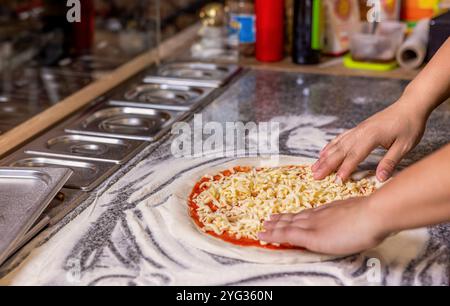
[189,165,377,250]
[160,155,383,264]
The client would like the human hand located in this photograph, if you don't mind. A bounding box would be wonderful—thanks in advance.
[312,101,427,182]
[258,197,388,255]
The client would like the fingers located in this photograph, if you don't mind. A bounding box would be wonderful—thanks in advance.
[264,213,313,229]
[261,204,342,248]
[271,210,312,221]
[314,125,382,181]
[318,139,337,160]
[314,133,346,171]
[258,226,312,247]
[313,143,347,180]
[264,212,312,230]
[263,220,290,230]
[269,213,295,222]
[336,142,377,181]
[319,131,350,159]
[376,140,407,182]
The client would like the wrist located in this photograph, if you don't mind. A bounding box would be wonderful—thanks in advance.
[398,85,435,120]
[364,193,394,241]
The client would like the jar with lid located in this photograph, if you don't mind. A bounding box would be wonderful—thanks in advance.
[226,0,256,57]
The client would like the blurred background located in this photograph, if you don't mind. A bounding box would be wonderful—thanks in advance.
[0,0,216,134]
[0,0,449,134]
[0,0,217,71]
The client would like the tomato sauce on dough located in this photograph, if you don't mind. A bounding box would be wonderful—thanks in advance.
[188,166,304,250]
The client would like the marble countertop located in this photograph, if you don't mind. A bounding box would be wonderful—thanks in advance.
[1,69,449,285]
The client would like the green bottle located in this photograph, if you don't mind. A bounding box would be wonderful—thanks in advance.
[292,0,322,65]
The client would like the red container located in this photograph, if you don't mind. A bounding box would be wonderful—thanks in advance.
[73,0,95,55]
[255,0,285,62]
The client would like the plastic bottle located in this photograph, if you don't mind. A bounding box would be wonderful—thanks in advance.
[292,0,322,64]
[226,0,256,57]
[255,0,285,62]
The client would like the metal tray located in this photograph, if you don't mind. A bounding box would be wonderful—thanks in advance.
[7,215,51,262]
[1,154,118,192]
[7,188,89,266]
[65,104,184,142]
[143,62,241,88]
[24,131,144,165]
[110,83,214,111]
[0,167,72,265]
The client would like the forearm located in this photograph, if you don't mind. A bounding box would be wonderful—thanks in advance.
[369,143,450,235]
[399,37,450,118]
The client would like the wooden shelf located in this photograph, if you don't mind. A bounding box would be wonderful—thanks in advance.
[241,56,419,81]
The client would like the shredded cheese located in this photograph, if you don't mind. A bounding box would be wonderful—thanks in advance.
[192,166,376,245]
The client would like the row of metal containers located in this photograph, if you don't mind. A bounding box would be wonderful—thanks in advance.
[0,61,241,228]
[0,56,125,135]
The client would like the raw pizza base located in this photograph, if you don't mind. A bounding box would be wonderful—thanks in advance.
[160,155,384,264]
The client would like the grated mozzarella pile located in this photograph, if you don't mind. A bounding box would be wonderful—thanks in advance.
[192,166,376,244]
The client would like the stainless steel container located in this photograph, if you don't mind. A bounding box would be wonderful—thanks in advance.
[144,62,241,88]
[0,154,118,192]
[0,167,72,265]
[109,82,214,111]
[65,104,186,142]
[24,130,144,165]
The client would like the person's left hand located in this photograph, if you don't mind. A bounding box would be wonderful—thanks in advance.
[258,197,388,255]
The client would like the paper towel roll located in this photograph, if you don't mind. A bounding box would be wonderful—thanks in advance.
[396,20,430,69]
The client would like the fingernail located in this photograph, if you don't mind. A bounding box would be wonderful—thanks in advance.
[313,171,323,180]
[378,170,390,182]
[334,175,343,185]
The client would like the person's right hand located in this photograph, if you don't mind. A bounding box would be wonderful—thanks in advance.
[312,100,428,182]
